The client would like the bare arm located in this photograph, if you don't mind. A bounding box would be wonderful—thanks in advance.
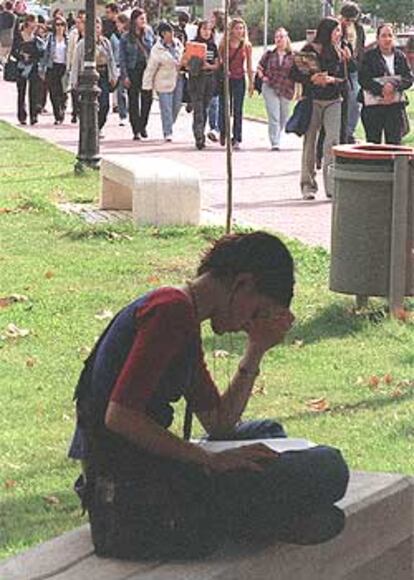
[197,310,294,437]
[105,401,278,472]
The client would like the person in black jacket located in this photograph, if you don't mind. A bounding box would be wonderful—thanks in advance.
[359,23,413,145]
[290,17,349,200]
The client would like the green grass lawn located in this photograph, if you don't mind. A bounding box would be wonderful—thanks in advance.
[1,121,414,560]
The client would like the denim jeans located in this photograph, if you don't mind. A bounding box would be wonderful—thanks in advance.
[157,75,184,138]
[261,82,290,147]
[347,70,361,141]
[127,66,152,136]
[116,82,128,121]
[208,94,219,131]
[97,70,110,130]
[219,77,246,143]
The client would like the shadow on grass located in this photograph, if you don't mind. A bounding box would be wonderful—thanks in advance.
[0,171,78,185]
[203,303,368,357]
[284,388,414,424]
[291,303,368,345]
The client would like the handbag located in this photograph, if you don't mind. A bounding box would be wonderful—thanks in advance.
[253,71,262,94]
[4,54,18,82]
[285,97,313,136]
[215,42,243,95]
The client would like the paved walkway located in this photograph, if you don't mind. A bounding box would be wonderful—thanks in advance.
[0,77,331,248]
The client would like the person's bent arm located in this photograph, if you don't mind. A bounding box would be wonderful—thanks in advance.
[196,310,294,437]
[105,402,278,472]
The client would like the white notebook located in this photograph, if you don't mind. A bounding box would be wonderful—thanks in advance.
[194,438,315,454]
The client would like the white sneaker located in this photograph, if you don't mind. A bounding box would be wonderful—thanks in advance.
[302,190,315,201]
[232,141,241,151]
[271,145,280,151]
[165,135,172,142]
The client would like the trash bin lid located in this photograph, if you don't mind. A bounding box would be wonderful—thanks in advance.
[333,144,414,161]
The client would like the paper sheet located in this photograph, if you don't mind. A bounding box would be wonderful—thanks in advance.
[194,438,316,454]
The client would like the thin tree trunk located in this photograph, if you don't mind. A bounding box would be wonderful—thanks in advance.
[224,0,233,234]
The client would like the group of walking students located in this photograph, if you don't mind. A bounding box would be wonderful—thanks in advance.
[6,0,414,199]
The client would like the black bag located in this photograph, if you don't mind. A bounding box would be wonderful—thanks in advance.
[253,71,262,94]
[4,55,18,82]
[286,97,313,136]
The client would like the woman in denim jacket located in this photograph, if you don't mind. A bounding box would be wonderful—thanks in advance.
[41,16,68,124]
[110,13,129,127]
[119,8,154,140]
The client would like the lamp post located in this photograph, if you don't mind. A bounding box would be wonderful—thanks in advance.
[75,0,100,173]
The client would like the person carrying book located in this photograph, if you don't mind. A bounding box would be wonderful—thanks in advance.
[290,17,349,200]
[184,20,219,150]
[359,23,413,144]
[69,231,349,560]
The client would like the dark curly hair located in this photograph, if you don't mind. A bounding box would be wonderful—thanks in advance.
[197,232,294,307]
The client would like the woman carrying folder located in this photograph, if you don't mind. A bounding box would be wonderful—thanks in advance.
[359,23,413,144]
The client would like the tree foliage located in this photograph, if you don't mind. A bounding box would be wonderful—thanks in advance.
[361,0,414,25]
[244,0,323,44]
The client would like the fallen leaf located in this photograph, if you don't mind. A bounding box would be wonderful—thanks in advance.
[43,495,60,506]
[383,374,393,385]
[391,388,403,398]
[94,310,113,321]
[45,271,54,279]
[0,207,12,214]
[4,479,17,489]
[368,375,380,389]
[0,294,29,309]
[147,276,160,285]
[213,349,230,359]
[394,308,412,323]
[4,324,30,339]
[26,356,37,368]
[306,397,330,413]
[292,339,304,349]
[252,384,268,396]
[355,376,365,386]
[78,345,91,357]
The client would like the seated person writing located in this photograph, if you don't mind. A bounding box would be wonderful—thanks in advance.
[69,231,349,559]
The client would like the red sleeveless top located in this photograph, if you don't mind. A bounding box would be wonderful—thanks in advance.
[229,44,246,80]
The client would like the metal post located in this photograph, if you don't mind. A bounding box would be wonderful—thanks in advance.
[389,156,410,316]
[75,0,100,173]
[224,0,233,234]
[263,0,268,50]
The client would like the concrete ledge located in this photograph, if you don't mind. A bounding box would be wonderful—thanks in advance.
[1,471,413,580]
[100,155,201,226]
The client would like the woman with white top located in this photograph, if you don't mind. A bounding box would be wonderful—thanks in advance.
[42,16,68,124]
[142,21,184,142]
[359,23,413,144]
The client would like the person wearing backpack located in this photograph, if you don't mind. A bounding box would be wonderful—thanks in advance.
[256,27,295,151]
[69,231,349,561]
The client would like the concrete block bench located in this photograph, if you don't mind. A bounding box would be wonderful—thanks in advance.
[1,472,413,580]
[100,155,201,227]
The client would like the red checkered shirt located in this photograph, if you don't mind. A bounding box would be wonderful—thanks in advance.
[259,50,295,100]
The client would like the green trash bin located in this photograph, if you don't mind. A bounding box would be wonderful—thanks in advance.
[330,144,414,306]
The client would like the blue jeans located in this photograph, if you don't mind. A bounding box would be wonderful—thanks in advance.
[208,94,219,131]
[211,419,349,542]
[261,82,290,147]
[219,77,246,143]
[97,71,110,130]
[347,70,361,141]
[117,82,128,120]
[157,75,184,138]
